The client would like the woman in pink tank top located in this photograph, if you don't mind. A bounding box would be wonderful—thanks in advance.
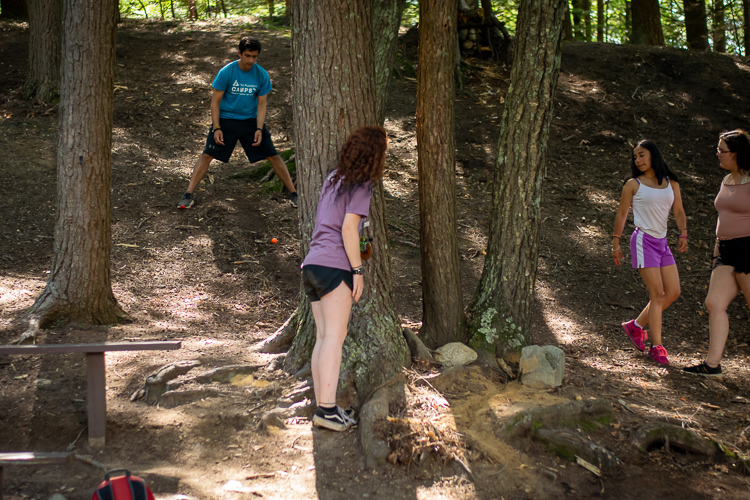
[612,140,688,366]
[684,129,750,378]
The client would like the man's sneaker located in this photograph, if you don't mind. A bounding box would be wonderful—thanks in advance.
[622,320,648,351]
[683,361,723,378]
[312,405,357,432]
[178,192,194,209]
[290,192,298,208]
[647,345,669,365]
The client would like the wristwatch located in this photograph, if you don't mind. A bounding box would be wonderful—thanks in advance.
[352,267,364,275]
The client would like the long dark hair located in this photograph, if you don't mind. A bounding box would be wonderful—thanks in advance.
[329,126,388,194]
[719,129,750,175]
[630,139,679,184]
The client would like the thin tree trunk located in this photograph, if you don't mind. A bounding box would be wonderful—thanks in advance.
[286,0,408,404]
[630,0,664,45]
[597,0,604,42]
[24,0,62,103]
[744,0,750,56]
[683,0,710,50]
[563,1,573,41]
[467,0,566,358]
[373,0,406,124]
[712,0,725,52]
[416,0,465,347]
[24,0,126,340]
[582,0,591,40]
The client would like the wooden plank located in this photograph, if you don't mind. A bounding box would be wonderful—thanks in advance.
[0,341,181,355]
[0,451,74,465]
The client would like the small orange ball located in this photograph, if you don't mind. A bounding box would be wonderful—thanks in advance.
[271,238,278,244]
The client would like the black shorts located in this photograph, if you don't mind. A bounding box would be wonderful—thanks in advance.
[202,118,278,163]
[302,265,353,302]
[717,235,750,274]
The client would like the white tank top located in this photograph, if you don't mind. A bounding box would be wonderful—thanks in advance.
[632,178,674,239]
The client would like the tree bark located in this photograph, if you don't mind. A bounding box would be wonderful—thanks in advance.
[683,0,710,50]
[711,0,725,53]
[24,0,62,103]
[373,0,406,124]
[0,0,27,18]
[286,0,409,403]
[630,0,664,45]
[24,0,126,337]
[744,0,750,57]
[467,0,566,358]
[416,0,465,347]
[562,1,573,42]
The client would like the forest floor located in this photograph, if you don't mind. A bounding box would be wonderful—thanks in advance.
[2,16,750,500]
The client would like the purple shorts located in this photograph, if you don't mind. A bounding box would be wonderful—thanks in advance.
[630,228,675,269]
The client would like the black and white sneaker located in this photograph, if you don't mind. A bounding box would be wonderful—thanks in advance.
[312,405,357,432]
[683,361,723,378]
[178,192,194,209]
[290,192,298,208]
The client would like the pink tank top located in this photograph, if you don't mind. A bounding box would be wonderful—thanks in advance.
[715,180,750,240]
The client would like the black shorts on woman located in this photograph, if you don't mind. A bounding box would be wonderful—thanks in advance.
[302,265,354,302]
[717,235,750,274]
[203,118,278,163]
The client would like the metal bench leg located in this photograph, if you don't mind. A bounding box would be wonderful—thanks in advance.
[86,352,107,447]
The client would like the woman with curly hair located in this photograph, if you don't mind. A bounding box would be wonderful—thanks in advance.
[684,129,750,378]
[302,126,388,431]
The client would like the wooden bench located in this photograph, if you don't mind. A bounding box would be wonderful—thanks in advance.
[0,341,181,447]
[0,452,75,500]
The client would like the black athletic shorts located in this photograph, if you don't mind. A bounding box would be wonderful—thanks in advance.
[202,118,278,163]
[302,265,353,302]
[717,235,750,274]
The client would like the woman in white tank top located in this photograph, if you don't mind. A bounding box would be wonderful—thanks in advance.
[611,140,688,366]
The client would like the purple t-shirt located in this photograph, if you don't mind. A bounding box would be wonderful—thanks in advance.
[302,171,373,271]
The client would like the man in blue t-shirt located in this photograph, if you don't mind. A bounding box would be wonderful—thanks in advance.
[178,37,297,209]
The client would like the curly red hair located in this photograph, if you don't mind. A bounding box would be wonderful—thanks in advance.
[330,126,388,190]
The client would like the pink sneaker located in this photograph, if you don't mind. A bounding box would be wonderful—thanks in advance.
[648,345,670,365]
[622,320,648,351]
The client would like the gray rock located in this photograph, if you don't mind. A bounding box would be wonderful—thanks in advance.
[48,494,67,500]
[519,345,565,388]
[434,342,477,367]
[402,327,433,360]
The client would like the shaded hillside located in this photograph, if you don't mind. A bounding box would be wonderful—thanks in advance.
[1,19,750,499]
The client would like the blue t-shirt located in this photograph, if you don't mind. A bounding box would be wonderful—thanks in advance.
[302,171,373,271]
[212,60,272,120]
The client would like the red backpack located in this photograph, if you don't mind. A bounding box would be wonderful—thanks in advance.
[92,470,155,500]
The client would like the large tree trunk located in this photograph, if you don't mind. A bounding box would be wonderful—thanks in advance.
[467,0,566,358]
[24,0,126,339]
[0,0,27,18]
[416,0,465,347]
[745,0,750,57]
[683,0,710,50]
[630,0,664,45]
[24,0,62,103]
[285,0,409,404]
[711,0,725,53]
